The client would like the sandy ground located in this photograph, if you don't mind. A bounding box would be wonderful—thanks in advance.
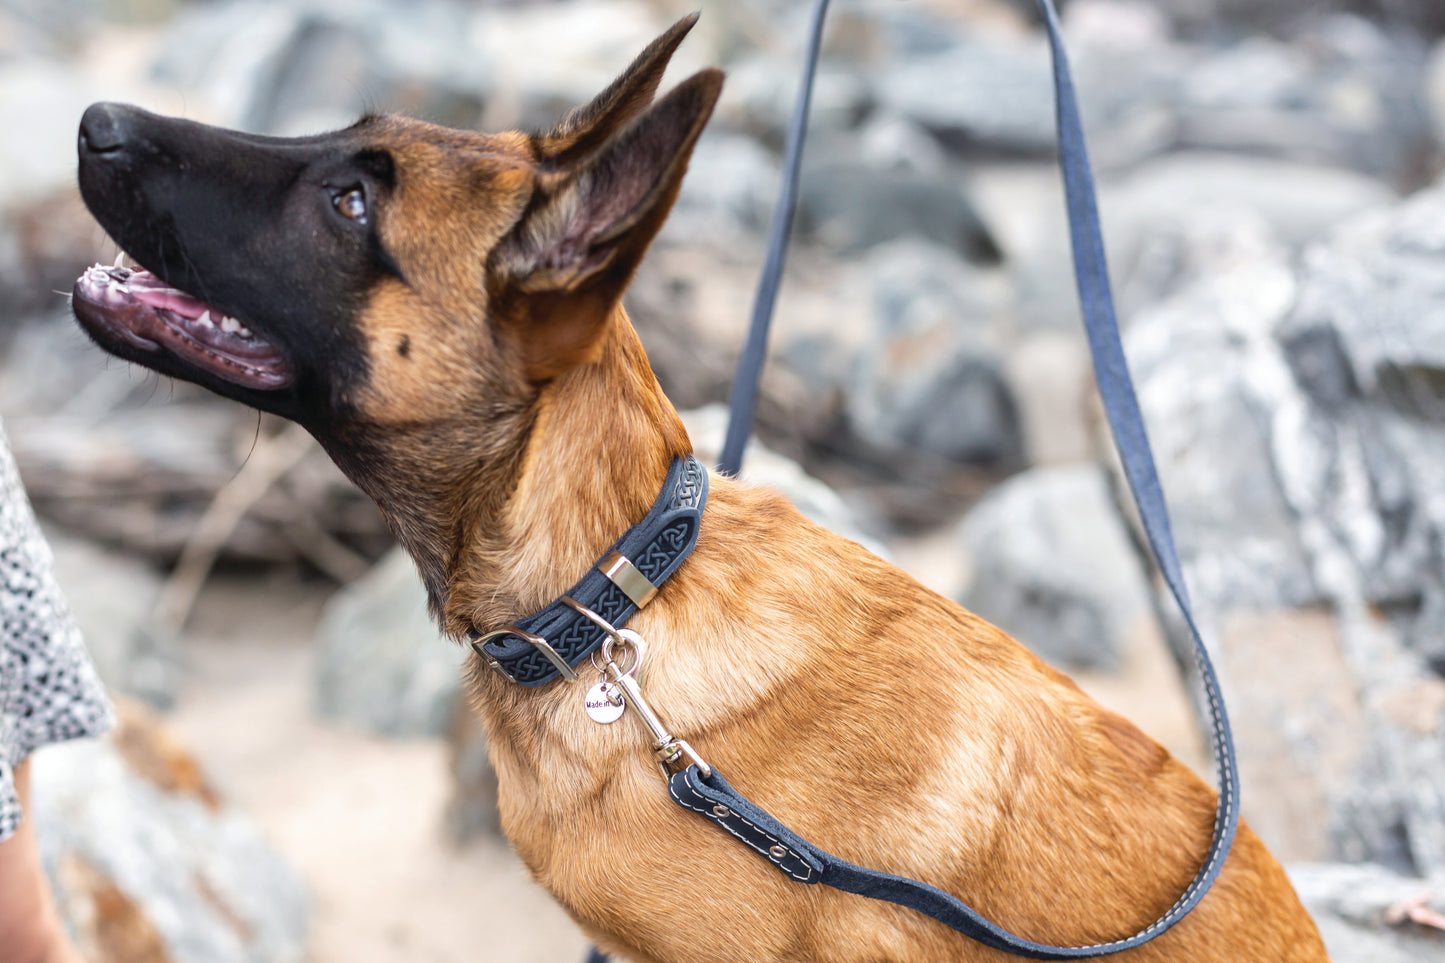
[167,574,590,963]
[164,532,1207,963]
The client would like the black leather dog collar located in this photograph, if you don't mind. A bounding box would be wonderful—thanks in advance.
[470,454,707,687]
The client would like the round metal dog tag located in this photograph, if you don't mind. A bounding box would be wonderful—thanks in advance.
[584,682,625,724]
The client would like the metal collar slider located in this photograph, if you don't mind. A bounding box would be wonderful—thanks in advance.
[601,551,658,608]
[471,550,657,685]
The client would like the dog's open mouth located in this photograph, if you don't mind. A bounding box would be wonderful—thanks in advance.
[73,259,294,390]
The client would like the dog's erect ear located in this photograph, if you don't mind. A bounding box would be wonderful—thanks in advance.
[491,68,722,382]
[537,12,700,169]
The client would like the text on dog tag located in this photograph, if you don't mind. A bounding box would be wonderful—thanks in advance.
[584,681,626,724]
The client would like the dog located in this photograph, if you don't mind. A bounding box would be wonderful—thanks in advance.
[71,14,1329,962]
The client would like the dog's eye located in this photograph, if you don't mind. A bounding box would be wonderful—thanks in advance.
[333,188,367,224]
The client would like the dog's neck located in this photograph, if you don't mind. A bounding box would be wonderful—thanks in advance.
[431,305,692,641]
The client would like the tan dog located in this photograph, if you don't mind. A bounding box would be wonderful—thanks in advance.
[71,15,1328,961]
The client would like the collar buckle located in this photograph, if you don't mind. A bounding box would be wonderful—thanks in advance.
[471,626,580,683]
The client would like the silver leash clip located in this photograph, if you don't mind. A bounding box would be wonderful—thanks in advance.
[563,597,712,780]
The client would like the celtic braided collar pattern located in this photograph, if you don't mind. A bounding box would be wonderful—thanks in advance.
[470,455,708,687]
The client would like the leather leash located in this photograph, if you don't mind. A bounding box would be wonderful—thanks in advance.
[716,0,832,477]
[679,0,1238,956]
[577,0,1239,956]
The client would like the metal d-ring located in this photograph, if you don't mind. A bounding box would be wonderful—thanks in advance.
[563,597,645,677]
[561,596,705,778]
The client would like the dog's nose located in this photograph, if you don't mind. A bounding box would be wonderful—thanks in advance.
[79,102,131,155]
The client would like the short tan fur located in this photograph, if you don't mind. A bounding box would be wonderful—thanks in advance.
[84,14,1331,963]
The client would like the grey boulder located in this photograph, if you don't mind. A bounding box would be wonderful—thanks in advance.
[957,464,1151,671]
[313,548,464,739]
[32,701,308,963]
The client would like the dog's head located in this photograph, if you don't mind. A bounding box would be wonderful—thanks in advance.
[73,14,717,456]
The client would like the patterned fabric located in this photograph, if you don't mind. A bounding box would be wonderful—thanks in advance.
[0,421,113,842]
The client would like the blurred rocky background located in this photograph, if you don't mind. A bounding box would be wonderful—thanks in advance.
[2,0,1445,959]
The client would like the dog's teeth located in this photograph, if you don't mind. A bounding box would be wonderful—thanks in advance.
[197,310,213,328]
[113,251,126,268]
[220,315,249,336]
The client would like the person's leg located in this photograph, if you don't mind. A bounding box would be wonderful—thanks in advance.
[0,760,81,963]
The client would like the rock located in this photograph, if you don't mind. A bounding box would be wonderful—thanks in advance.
[1430,39,1445,151]
[626,244,873,503]
[839,240,1021,470]
[0,9,55,62]
[0,189,103,326]
[957,465,1151,671]
[313,547,465,738]
[1273,181,1445,620]
[876,13,1431,183]
[445,706,499,845]
[0,316,389,571]
[0,60,105,210]
[719,54,872,143]
[680,404,886,557]
[1289,863,1445,962]
[1011,153,1396,333]
[31,699,309,963]
[873,30,1057,156]
[45,527,178,709]
[851,112,952,175]
[153,0,490,135]
[796,160,1000,261]
[1170,16,1433,185]
[1380,0,1445,37]
[469,0,679,132]
[1061,0,1171,50]
[845,341,1018,470]
[861,2,987,60]
[7,404,387,570]
[1111,156,1394,313]
[149,2,302,129]
[1139,0,1445,39]
[1112,216,1320,612]
[1113,179,1445,875]
[1284,183,1445,416]
[660,130,779,247]
[0,0,179,45]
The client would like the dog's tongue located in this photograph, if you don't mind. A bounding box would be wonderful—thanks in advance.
[72,261,293,390]
[128,274,211,318]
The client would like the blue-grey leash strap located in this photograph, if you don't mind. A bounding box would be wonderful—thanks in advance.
[716,0,831,477]
[660,0,1241,957]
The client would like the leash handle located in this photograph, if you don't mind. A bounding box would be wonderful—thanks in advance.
[672,0,1240,958]
[717,0,831,476]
